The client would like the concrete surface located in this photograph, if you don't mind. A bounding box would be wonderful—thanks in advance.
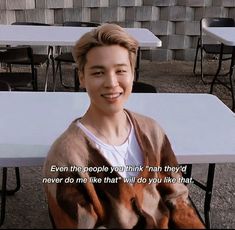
[2,1,235,61]
[0,60,234,229]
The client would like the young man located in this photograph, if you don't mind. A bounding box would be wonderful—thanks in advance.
[43,23,205,229]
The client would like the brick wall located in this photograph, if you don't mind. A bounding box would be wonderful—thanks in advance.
[1,0,235,61]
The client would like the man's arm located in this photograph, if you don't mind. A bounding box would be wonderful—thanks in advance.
[157,136,205,229]
[44,171,99,229]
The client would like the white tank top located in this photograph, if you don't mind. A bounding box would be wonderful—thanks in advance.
[76,116,143,178]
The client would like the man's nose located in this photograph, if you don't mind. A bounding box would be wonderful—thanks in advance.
[104,72,118,87]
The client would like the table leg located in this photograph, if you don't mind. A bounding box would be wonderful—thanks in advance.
[230,57,235,112]
[0,167,21,226]
[210,44,224,94]
[204,163,215,229]
[223,46,235,112]
[231,79,235,111]
[44,52,55,92]
[185,164,216,229]
[225,46,235,112]
[44,63,50,92]
[4,168,21,195]
[210,44,235,112]
[51,55,56,92]
[0,168,7,226]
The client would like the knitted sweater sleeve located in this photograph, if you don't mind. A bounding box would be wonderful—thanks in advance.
[42,126,103,229]
[157,135,205,229]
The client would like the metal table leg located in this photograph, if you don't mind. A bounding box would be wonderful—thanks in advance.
[204,163,216,229]
[230,65,235,111]
[182,163,216,229]
[210,44,235,112]
[0,167,21,226]
[0,168,7,226]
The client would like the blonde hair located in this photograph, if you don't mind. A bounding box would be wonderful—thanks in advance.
[73,23,139,73]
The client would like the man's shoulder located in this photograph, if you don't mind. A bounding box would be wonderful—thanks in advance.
[126,110,163,131]
[45,119,89,165]
[53,119,85,148]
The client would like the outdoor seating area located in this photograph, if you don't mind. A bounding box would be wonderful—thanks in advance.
[0,3,235,228]
[0,59,234,229]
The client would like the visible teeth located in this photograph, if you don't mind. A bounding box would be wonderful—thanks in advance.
[103,93,121,98]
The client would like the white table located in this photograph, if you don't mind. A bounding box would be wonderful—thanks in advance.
[0,24,162,47]
[203,27,235,111]
[0,24,162,90]
[0,92,235,227]
[0,92,235,166]
[203,27,235,46]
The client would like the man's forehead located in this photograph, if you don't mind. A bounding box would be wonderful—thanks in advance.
[84,45,131,69]
[86,45,129,55]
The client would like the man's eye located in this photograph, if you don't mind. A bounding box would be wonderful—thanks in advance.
[92,71,103,76]
[117,69,127,73]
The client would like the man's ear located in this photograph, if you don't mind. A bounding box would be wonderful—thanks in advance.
[131,69,135,82]
[79,72,85,89]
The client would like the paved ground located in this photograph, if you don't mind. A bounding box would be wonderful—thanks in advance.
[0,60,234,229]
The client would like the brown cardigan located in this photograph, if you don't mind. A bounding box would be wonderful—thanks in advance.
[43,110,205,229]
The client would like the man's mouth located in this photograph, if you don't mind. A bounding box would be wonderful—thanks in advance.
[101,92,123,99]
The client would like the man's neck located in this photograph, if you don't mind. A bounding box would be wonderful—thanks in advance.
[80,108,131,145]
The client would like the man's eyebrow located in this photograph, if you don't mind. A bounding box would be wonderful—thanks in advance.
[115,64,128,67]
[88,65,104,69]
[88,64,128,69]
